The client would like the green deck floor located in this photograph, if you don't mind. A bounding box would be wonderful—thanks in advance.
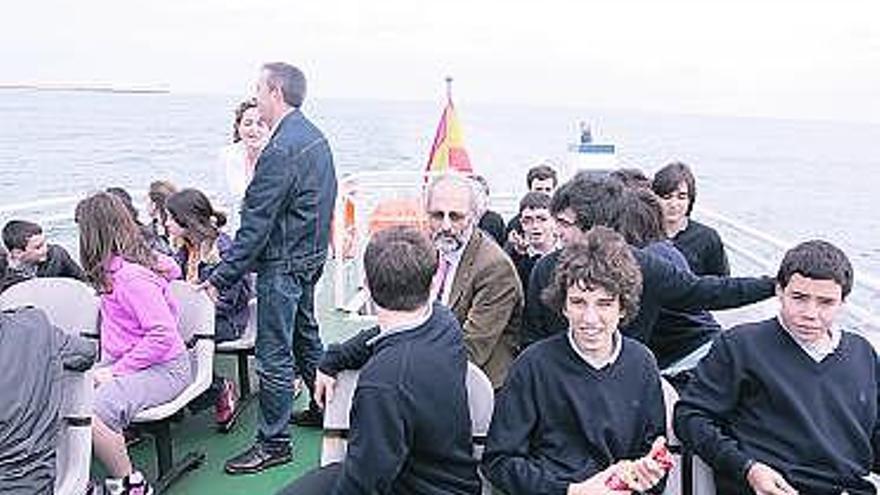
[93,268,370,494]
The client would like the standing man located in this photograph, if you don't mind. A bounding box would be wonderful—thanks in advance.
[204,62,337,474]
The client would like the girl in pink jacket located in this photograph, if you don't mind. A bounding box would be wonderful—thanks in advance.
[76,192,192,495]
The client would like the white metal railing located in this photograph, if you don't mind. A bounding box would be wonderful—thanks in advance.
[2,180,876,334]
[696,206,879,333]
[329,173,879,335]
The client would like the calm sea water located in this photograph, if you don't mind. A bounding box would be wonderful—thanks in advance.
[0,89,878,276]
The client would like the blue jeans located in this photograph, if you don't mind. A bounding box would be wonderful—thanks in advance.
[254,264,324,448]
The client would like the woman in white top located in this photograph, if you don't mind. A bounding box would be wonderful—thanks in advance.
[220,98,268,229]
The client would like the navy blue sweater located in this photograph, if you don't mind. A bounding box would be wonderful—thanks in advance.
[327,304,480,495]
[674,318,880,494]
[522,248,774,347]
[672,219,728,277]
[644,241,721,368]
[483,334,666,495]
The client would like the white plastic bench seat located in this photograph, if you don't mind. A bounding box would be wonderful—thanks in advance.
[0,277,99,495]
[131,281,215,494]
[215,298,257,352]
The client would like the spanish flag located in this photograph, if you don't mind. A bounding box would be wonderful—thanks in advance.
[425,78,473,174]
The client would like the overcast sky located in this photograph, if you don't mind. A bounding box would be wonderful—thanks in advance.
[2,0,878,122]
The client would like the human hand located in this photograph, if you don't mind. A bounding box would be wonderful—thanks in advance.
[508,230,528,255]
[92,367,115,386]
[196,280,219,304]
[313,370,337,410]
[567,463,632,495]
[746,462,798,495]
[629,437,670,492]
[606,437,672,492]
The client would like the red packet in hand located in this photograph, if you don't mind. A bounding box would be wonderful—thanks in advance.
[605,443,674,490]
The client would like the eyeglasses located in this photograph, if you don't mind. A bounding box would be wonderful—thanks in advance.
[554,216,577,228]
[427,210,469,223]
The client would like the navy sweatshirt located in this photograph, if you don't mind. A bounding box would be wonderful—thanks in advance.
[674,318,880,495]
[522,248,774,347]
[325,304,480,495]
[672,219,729,277]
[644,241,721,368]
[483,333,666,495]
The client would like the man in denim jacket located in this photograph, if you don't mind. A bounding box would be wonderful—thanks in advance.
[205,62,337,474]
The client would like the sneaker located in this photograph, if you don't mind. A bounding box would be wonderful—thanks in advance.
[103,471,154,495]
[224,443,292,475]
[215,378,239,426]
[291,407,323,428]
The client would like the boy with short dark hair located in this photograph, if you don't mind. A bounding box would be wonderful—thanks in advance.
[1,220,86,293]
[674,240,879,494]
[279,226,480,495]
[506,192,556,290]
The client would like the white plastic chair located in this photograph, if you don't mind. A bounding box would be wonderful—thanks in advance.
[0,277,99,495]
[320,362,494,470]
[464,363,495,495]
[661,376,716,495]
[691,454,717,495]
[661,377,682,495]
[320,369,359,467]
[132,281,215,494]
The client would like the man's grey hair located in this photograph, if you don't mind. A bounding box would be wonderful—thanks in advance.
[424,173,482,215]
[262,62,307,108]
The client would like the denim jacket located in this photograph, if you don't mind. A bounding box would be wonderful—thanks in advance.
[209,110,337,288]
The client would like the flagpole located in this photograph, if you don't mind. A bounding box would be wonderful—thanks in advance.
[445,76,453,103]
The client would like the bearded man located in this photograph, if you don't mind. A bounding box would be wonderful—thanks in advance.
[423,174,523,389]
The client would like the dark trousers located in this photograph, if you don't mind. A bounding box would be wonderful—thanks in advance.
[255,265,324,448]
[277,462,341,494]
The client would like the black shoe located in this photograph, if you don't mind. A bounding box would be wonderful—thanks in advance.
[224,443,292,475]
[291,407,323,428]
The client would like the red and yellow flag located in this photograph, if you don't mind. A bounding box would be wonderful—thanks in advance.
[425,82,472,174]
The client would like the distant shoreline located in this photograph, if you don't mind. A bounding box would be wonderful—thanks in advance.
[0,84,170,94]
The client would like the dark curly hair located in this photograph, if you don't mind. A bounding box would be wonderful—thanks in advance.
[542,226,642,326]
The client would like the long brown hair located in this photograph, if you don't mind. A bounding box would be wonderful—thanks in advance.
[75,192,158,292]
[165,188,227,248]
[148,180,177,226]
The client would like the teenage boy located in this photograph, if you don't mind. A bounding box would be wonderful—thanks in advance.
[675,240,880,494]
[279,226,480,495]
[1,220,85,293]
